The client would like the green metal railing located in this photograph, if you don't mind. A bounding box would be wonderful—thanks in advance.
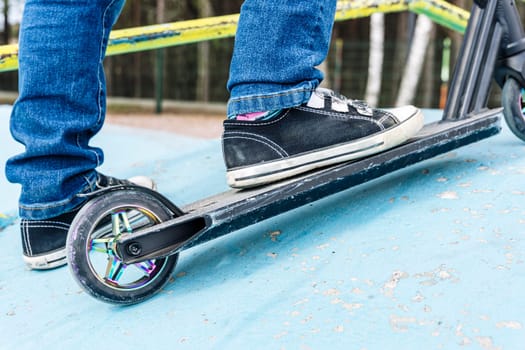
[0,0,469,73]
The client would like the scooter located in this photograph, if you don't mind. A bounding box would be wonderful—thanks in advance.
[66,0,525,305]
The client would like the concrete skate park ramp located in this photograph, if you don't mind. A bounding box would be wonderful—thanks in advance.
[1,105,525,349]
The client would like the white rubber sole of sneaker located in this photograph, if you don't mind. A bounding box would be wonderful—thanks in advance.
[23,248,67,270]
[227,109,424,189]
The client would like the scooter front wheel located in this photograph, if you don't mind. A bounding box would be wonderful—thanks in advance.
[67,189,179,305]
[502,77,525,142]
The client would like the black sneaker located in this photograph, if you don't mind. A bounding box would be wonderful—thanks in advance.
[20,173,156,270]
[222,88,424,188]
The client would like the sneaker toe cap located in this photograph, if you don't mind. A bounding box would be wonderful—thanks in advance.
[128,176,157,190]
[385,105,420,123]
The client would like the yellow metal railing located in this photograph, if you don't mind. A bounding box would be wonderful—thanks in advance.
[0,0,469,73]
[336,0,468,32]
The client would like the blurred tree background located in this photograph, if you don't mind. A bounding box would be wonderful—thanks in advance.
[1,0,525,109]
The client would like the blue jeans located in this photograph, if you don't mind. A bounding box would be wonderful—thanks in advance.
[6,0,337,220]
[227,0,337,117]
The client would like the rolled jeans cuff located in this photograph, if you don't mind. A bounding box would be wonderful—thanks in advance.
[226,82,317,118]
[17,171,98,220]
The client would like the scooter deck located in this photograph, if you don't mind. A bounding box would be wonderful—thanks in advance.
[116,109,502,264]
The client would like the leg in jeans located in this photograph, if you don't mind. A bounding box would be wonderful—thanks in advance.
[5,0,154,269]
[227,0,337,116]
[223,0,424,188]
[6,0,126,220]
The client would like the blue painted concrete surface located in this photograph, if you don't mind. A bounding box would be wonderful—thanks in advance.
[1,105,524,349]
